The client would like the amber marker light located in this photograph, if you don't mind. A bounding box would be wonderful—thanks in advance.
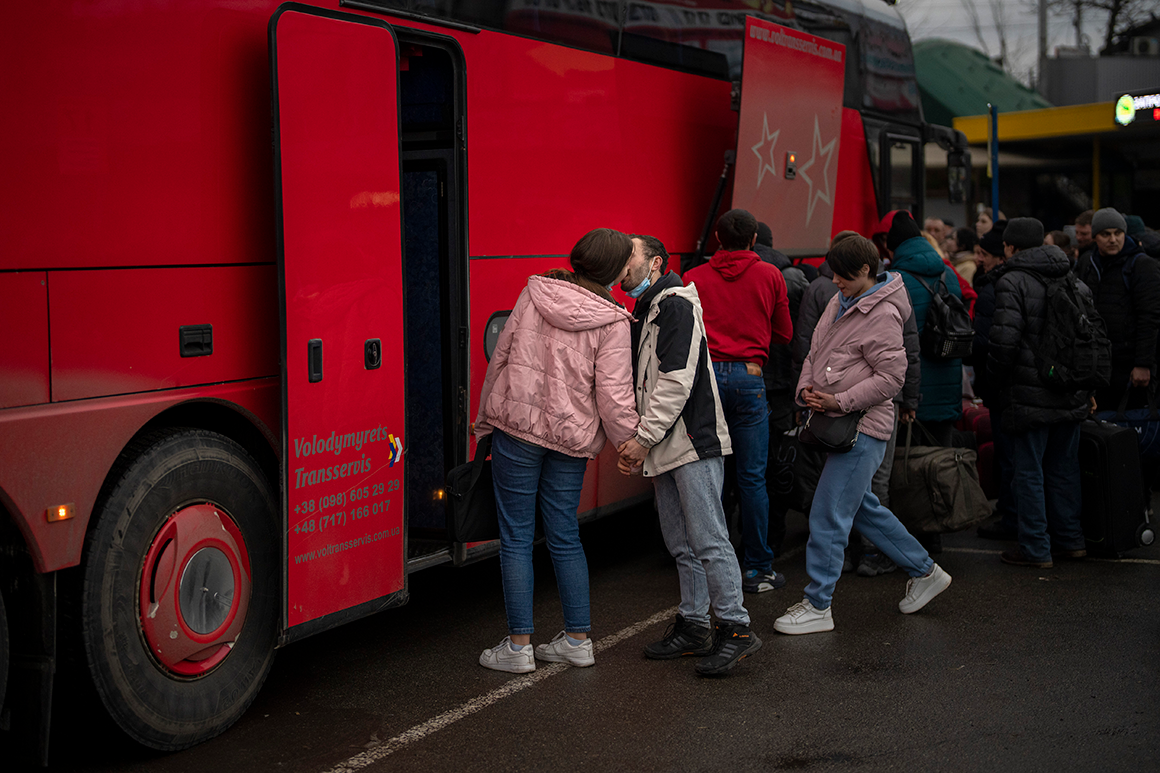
[47,503,75,522]
[433,489,445,501]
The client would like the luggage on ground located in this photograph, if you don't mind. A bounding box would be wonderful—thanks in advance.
[1078,418,1151,556]
[890,423,991,534]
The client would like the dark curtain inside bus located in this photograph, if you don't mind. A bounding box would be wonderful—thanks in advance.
[400,45,457,535]
[402,168,446,531]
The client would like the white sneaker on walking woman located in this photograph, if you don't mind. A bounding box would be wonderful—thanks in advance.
[479,637,535,673]
[774,599,834,635]
[899,563,952,614]
[534,631,595,667]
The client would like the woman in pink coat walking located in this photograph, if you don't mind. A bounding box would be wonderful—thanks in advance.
[774,235,952,635]
[475,228,640,673]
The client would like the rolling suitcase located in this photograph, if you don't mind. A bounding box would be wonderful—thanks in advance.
[1078,419,1151,556]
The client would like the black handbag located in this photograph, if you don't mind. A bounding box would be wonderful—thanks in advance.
[444,434,500,543]
[799,409,867,453]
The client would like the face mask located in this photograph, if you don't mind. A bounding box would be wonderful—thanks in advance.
[626,275,651,298]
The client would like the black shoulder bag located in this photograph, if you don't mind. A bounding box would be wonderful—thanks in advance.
[799,409,868,453]
[444,434,500,543]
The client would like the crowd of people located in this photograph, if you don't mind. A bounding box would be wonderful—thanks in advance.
[470,202,1158,677]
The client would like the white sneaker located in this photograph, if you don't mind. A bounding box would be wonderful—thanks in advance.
[479,637,535,673]
[899,563,952,614]
[534,631,595,667]
[774,599,834,635]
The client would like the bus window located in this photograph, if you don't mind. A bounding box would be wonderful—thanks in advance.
[883,135,921,216]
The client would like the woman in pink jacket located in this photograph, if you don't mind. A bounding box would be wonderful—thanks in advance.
[475,228,640,673]
[774,235,952,636]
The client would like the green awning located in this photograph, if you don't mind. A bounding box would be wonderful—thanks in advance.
[913,39,1052,127]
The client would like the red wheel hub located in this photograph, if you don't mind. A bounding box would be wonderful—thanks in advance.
[139,503,252,677]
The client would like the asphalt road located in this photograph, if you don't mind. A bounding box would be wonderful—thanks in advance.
[36,506,1160,772]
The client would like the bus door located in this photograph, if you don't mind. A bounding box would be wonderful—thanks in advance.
[271,4,407,638]
[732,16,846,257]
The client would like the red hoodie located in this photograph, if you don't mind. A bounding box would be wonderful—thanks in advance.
[683,249,791,367]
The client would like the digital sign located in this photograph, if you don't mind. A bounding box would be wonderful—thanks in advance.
[1115,91,1160,127]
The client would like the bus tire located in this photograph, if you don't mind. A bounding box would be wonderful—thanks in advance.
[82,428,278,750]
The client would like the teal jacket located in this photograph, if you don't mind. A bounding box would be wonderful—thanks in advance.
[891,237,964,423]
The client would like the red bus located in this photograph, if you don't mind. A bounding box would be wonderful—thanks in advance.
[0,0,967,762]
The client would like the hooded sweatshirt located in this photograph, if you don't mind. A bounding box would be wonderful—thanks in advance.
[475,274,639,458]
[891,235,965,423]
[682,249,791,366]
[797,273,912,440]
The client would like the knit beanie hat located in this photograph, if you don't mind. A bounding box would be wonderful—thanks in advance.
[1125,215,1146,238]
[1003,217,1044,250]
[886,211,922,252]
[1092,208,1127,235]
[756,222,774,247]
[978,220,1008,257]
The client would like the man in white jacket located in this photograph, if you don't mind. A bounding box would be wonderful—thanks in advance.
[617,235,760,675]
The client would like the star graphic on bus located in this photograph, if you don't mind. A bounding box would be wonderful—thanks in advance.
[751,112,780,188]
[797,115,837,225]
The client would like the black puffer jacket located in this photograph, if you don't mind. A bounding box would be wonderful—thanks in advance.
[987,244,1093,433]
[970,263,1009,407]
[1074,236,1160,370]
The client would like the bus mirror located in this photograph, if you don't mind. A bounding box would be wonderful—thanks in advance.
[947,149,969,204]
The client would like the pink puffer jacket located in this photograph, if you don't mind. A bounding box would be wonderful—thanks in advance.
[797,272,911,440]
[476,274,639,458]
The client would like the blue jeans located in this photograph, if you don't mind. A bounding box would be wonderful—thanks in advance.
[653,456,749,626]
[490,430,591,635]
[713,362,773,572]
[805,433,933,610]
[1008,421,1085,562]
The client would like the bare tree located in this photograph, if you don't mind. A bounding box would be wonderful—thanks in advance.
[987,0,1011,69]
[960,0,992,57]
[1045,0,1155,52]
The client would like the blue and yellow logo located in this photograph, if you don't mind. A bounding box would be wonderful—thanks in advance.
[1115,94,1137,126]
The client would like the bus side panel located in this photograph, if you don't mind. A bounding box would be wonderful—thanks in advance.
[461,31,734,258]
[0,379,279,573]
[0,4,280,271]
[832,108,880,240]
[50,266,279,402]
[0,272,50,409]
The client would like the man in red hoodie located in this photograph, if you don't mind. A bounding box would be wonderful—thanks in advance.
[684,209,793,593]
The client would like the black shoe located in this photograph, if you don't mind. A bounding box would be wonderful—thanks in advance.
[643,614,713,660]
[694,622,762,675]
[977,519,1017,540]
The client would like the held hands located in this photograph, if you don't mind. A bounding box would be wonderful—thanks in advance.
[900,407,917,424]
[617,438,648,476]
[802,385,840,413]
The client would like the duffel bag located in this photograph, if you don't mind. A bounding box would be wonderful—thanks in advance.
[1095,383,1160,458]
[768,426,826,515]
[889,422,992,534]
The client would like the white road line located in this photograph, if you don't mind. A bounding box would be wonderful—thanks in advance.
[321,606,679,773]
[943,546,1160,565]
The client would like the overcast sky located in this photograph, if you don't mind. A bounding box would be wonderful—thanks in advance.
[894,0,1113,84]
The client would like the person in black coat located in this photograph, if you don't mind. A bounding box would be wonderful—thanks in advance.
[987,218,1091,569]
[1073,208,1160,412]
[970,224,1018,540]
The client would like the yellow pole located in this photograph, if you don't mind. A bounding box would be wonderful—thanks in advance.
[1092,137,1101,210]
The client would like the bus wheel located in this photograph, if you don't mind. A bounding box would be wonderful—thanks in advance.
[82,429,278,751]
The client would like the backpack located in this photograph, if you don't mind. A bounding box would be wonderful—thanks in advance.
[911,273,973,360]
[1032,273,1112,392]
